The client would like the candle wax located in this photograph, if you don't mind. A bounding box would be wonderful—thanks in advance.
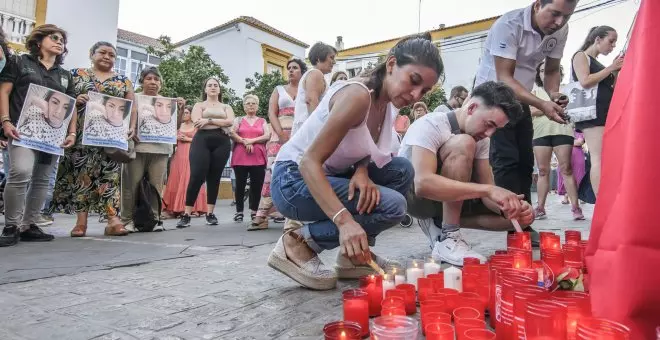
[394,274,406,286]
[424,262,441,276]
[444,266,463,292]
[382,280,395,298]
[406,267,425,289]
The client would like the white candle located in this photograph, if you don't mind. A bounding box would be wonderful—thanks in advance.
[406,260,425,290]
[382,275,396,298]
[424,261,441,276]
[444,266,463,292]
[395,274,406,286]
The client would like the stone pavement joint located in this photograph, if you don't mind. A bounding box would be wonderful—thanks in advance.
[0,194,592,339]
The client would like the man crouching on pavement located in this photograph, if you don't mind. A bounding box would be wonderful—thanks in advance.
[399,81,534,265]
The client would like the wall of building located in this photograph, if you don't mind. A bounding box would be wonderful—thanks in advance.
[437,31,488,94]
[45,0,119,69]
[178,26,246,96]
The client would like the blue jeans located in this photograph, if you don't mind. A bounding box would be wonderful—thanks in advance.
[40,157,58,215]
[271,157,414,252]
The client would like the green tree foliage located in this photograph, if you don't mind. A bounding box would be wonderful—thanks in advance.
[399,85,447,116]
[146,36,239,105]
[233,71,287,119]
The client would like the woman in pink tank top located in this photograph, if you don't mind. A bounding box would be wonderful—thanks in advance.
[230,95,270,225]
[252,58,308,229]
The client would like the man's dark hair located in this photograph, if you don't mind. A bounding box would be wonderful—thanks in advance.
[539,0,577,6]
[450,86,468,99]
[308,42,337,66]
[139,66,162,85]
[471,81,524,124]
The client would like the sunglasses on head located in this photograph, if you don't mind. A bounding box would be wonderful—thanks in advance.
[49,34,66,44]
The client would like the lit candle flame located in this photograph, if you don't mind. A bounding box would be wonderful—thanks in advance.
[339,330,347,340]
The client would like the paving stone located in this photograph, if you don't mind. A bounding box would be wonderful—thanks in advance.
[5,316,114,340]
[129,295,209,314]
[89,332,138,340]
[115,314,186,338]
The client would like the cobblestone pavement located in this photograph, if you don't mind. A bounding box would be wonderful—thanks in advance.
[0,193,593,339]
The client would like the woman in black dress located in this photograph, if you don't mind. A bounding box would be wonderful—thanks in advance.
[571,26,624,195]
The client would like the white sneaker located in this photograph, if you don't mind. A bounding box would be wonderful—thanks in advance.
[152,224,164,232]
[124,222,137,233]
[432,230,486,266]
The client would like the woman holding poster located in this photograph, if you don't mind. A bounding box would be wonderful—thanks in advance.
[49,41,137,237]
[120,67,183,232]
[0,25,77,248]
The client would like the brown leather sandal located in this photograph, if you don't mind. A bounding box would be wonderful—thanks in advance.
[104,221,129,236]
[70,225,87,237]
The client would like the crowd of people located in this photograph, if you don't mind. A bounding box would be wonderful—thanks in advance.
[0,0,623,294]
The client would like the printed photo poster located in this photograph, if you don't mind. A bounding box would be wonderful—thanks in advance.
[562,82,599,122]
[81,92,132,150]
[13,84,75,156]
[136,94,177,144]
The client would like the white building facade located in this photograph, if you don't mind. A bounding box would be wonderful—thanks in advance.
[334,17,497,95]
[176,16,308,96]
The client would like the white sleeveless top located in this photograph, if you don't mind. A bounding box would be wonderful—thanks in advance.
[276,81,394,175]
[276,85,296,113]
[291,69,327,136]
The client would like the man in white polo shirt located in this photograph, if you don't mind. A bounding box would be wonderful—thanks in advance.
[401,81,534,265]
[474,0,576,233]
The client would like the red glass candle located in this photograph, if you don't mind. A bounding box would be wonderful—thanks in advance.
[418,277,434,303]
[513,286,548,339]
[563,244,585,270]
[565,230,582,245]
[550,292,592,340]
[464,257,481,265]
[507,233,524,250]
[425,322,455,340]
[510,249,533,269]
[457,292,485,316]
[381,296,405,310]
[542,234,561,251]
[421,311,452,336]
[358,274,383,317]
[455,318,486,340]
[395,284,416,315]
[427,273,445,291]
[494,250,508,255]
[342,289,369,337]
[380,304,406,317]
[453,306,481,322]
[464,328,496,340]
[384,289,407,308]
[541,249,565,287]
[323,321,362,340]
[576,317,631,340]
[525,299,568,340]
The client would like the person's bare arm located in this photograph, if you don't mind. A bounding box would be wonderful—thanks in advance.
[412,146,490,202]
[305,69,326,114]
[572,52,620,89]
[495,56,565,123]
[495,57,545,109]
[299,84,370,261]
[473,159,505,214]
[125,89,138,138]
[252,121,271,143]
[208,104,234,127]
[267,88,284,139]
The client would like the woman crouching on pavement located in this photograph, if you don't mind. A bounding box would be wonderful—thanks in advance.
[267,32,444,290]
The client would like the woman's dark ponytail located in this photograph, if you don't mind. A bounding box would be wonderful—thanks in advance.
[578,25,616,52]
[362,32,443,98]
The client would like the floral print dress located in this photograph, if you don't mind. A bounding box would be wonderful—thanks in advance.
[49,68,133,216]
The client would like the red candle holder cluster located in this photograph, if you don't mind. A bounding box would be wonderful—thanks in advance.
[358,274,383,317]
[576,317,631,339]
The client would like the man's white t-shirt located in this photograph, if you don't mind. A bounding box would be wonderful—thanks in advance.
[398,112,490,162]
[433,104,451,113]
[474,5,569,91]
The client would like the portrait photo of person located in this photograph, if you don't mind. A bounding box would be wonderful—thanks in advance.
[13,84,75,155]
[136,94,177,144]
[81,92,132,149]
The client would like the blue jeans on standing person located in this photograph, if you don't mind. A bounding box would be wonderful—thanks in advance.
[270,157,414,253]
[41,160,58,215]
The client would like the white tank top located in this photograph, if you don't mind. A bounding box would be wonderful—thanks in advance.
[276,81,394,175]
[276,85,296,114]
[291,69,327,136]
